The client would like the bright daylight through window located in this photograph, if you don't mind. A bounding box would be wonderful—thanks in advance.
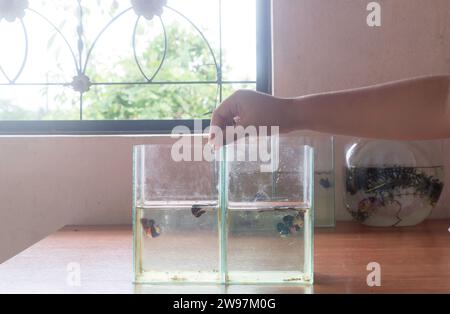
[0,0,268,132]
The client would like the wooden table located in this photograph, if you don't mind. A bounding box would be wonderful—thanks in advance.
[0,221,449,293]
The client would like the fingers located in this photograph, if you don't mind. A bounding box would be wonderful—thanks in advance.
[209,111,228,148]
[209,89,271,147]
[209,92,241,148]
[216,93,240,127]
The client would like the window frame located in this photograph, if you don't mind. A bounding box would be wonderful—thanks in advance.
[0,0,272,135]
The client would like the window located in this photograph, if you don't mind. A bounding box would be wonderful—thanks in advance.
[0,0,271,134]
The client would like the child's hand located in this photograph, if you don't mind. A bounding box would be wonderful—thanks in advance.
[210,76,450,144]
[209,90,295,147]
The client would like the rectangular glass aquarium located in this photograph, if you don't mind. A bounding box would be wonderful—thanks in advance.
[284,132,335,227]
[133,135,314,284]
[307,133,335,227]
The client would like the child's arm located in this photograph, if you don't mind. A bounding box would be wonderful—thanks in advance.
[210,75,450,145]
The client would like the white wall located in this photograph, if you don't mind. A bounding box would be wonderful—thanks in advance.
[272,0,450,220]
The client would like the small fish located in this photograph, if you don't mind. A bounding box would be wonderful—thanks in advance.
[319,178,332,189]
[191,205,206,218]
[277,222,290,236]
[282,215,295,228]
[282,213,304,233]
[140,218,161,238]
[253,191,269,202]
[283,215,298,233]
[296,211,305,221]
[293,214,304,229]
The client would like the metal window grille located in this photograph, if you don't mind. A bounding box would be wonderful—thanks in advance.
[0,0,271,134]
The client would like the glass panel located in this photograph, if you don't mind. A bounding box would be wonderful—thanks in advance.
[279,132,335,227]
[133,136,220,283]
[0,0,259,121]
[85,1,220,84]
[84,5,144,84]
[225,136,314,283]
[167,0,220,53]
[221,0,257,82]
[83,84,218,120]
[313,135,335,227]
[221,83,257,100]
[0,85,79,120]
[4,1,79,84]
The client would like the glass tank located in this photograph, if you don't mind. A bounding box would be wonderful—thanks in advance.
[313,135,335,228]
[297,132,335,227]
[133,138,220,283]
[225,136,314,284]
[274,132,334,227]
[344,139,444,227]
[133,135,314,284]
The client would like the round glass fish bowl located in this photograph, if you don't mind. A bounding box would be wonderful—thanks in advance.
[344,140,444,227]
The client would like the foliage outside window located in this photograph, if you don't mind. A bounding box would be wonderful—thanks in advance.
[0,0,260,124]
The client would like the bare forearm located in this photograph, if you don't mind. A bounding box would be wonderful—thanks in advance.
[289,75,450,140]
[210,75,450,146]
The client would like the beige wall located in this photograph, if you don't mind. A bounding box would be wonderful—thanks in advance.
[2,0,450,261]
[0,136,181,262]
[273,0,450,95]
[272,0,450,220]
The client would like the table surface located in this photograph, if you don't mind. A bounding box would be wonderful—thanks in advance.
[0,221,449,294]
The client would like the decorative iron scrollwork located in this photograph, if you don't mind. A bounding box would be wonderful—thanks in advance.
[0,0,28,22]
[0,0,221,91]
[0,0,257,120]
[131,0,167,21]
